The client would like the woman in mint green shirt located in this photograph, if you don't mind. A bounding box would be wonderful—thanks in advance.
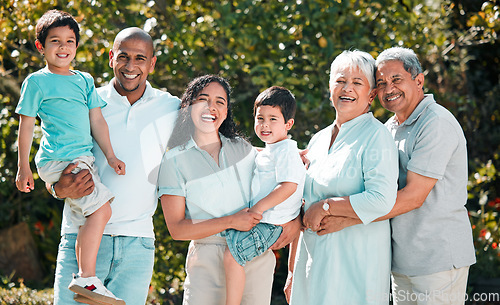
[157,75,277,305]
[287,50,398,305]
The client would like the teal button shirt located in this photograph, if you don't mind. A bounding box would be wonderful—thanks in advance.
[291,113,398,305]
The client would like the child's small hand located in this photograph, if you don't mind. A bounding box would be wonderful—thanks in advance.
[108,157,126,175]
[16,167,35,192]
[299,149,310,169]
[248,206,264,215]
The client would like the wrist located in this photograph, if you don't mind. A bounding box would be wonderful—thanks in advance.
[227,214,236,230]
[50,182,64,200]
[249,206,264,215]
[18,163,30,170]
[322,199,331,216]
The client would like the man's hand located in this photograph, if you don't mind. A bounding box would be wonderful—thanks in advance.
[317,215,361,236]
[270,215,302,250]
[47,162,94,199]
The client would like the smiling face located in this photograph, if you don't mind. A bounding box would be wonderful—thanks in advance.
[375,60,425,123]
[35,26,77,75]
[254,105,293,144]
[109,37,156,104]
[329,66,376,124]
[190,82,229,139]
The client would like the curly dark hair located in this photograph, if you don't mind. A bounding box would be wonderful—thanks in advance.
[167,75,242,149]
[36,10,80,47]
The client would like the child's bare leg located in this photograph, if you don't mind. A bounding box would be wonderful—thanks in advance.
[224,247,246,305]
[75,202,111,277]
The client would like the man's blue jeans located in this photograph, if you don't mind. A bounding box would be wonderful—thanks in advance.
[53,234,155,305]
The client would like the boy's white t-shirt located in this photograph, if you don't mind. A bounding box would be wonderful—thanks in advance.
[251,138,306,225]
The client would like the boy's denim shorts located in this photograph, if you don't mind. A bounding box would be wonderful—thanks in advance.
[225,223,283,266]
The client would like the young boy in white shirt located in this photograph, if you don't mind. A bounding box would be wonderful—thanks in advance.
[224,86,306,305]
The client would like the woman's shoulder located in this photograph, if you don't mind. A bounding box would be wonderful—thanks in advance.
[361,115,397,151]
[163,142,195,160]
[362,113,391,136]
[223,135,252,149]
[222,136,256,164]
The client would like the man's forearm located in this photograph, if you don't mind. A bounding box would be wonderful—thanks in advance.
[376,172,438,221]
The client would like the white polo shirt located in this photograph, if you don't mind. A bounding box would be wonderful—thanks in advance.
[60,80,180,238]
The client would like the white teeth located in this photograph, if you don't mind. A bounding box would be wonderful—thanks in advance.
[387,94,401,101]
[201,114,215,121]
[123,73,139,79]
[57,54,68,58]
[261,131,271,135]
[340,96,355,101]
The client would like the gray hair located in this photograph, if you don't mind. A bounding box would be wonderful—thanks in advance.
[329,50,376,89]
[375,47,423,79]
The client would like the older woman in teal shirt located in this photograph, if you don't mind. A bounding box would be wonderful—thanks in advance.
[286,50,398,305]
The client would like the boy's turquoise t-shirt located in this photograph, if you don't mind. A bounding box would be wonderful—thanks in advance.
[15,67,106,167]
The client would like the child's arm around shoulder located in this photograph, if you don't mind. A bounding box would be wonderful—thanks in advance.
[16,115,36,192]
[89,107,125,175]
[250,139,303,215]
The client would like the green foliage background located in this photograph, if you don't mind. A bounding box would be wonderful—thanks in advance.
[1,0,499,304]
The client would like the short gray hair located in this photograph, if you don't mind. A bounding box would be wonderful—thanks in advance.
[329,50,376,89]
[376,47,423,79]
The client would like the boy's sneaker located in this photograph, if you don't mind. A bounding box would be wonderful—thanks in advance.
[74,294,102,305]
[68,274,125,305]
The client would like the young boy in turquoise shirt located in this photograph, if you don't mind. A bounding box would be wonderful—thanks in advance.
[15,10,125,305]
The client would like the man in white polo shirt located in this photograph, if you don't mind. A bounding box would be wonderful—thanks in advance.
[49,27,180,305]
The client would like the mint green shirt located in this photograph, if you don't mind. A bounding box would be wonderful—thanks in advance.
[16,67,105,167]
[158,135,256,222]
[291,113,398,305]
